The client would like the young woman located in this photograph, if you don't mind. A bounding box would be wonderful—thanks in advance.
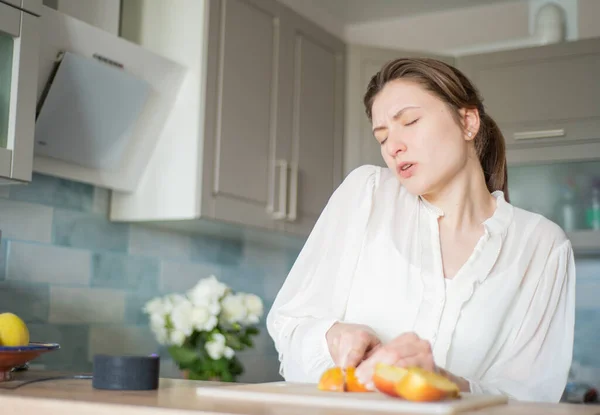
[266,58,575,403]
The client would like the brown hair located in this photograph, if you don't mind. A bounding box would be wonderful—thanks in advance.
[363,58,509,200]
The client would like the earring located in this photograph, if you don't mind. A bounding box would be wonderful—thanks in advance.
[468,131,472,137]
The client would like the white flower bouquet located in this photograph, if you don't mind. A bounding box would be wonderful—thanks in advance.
[143,275,264,382]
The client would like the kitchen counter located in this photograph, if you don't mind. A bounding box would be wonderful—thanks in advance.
[0,371,598,415]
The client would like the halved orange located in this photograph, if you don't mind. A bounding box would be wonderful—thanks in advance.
[372,363,408,397]
[317,367,345,392]
[393,366,460,402]
[345,367,371,392]
[317,367,371,392]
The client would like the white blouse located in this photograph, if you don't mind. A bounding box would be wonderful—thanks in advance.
[266,165,576,403]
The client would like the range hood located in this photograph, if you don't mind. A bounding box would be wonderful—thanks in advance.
[33,7,186,192]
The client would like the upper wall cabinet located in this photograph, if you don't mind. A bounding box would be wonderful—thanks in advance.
[0,0,41,184]
[111,0,345,238]
[343,44,454,175]
[456,37,600,165]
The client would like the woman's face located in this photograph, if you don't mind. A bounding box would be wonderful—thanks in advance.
[371,79,477,197]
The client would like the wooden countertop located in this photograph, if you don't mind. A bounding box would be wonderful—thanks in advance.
[0,371,598,415]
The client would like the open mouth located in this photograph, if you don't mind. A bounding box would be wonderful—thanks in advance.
[401,163,413,171]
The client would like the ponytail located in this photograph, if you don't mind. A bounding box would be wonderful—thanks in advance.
[476,112,509,201]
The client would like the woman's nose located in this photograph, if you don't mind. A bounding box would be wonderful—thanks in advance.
[384,133,407,157]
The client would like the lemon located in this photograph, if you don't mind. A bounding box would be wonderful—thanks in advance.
[0,312,30,347]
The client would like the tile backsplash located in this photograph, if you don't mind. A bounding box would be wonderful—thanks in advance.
[0,174,599,387]
[0,174,305,382]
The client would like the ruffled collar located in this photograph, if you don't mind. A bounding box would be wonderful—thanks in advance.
[418,190,513,236]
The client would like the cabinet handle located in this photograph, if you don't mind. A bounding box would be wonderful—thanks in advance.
[513,129,565,140]
[271,159,288,220]
[287,162,298,221]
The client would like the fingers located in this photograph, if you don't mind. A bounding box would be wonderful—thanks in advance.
[355,332,435,384]
[338,330,380,368]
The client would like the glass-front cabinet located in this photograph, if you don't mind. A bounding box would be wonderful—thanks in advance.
[507,156,600,255]
[0,0,41,184]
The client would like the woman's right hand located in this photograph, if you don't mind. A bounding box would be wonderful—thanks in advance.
[326,322,382,368]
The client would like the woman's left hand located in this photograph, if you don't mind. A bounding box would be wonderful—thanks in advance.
[354,332,436,386]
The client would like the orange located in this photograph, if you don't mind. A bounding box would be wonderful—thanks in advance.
[317,367,371,392]
[393,366,460,402]
[317,367,345,392]
[373,363,408,397]
[345,367,371,392]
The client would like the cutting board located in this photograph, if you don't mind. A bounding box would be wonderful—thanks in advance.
[195,382,509,414]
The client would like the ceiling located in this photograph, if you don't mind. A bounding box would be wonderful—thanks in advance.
[295,0,521,25]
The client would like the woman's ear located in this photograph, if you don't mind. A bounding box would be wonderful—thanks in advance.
[460,108,481,142]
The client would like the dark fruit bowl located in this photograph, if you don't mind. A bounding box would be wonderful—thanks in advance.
[0,343,60,382]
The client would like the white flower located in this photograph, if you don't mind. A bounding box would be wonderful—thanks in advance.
[169,330,186,346]
[170,298,195,336]
[205,333,235,360]
[150,313,166,330]
[188,276,228,307]
[191,305,218,332]
[144,297,166,315]
[163,294,188,314]
[223,346,235,359]
[151,324,169,345]
[205,333,226,359]
[221,294,247,324]
[243,294,264,324]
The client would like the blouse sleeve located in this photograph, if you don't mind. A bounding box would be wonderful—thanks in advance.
[465,239,576,402]
[266,165,380,383]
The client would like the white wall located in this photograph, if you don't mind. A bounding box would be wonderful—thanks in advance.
[345,1,531,56]
[281,0,600,56]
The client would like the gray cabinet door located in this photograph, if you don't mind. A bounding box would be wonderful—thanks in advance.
[456,38,600,151]
[201,0,281,230]
[278,5,345,236]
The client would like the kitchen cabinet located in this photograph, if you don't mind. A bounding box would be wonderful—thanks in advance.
[456,37,600,165]
[507,159,600,255]
[111,0,345,238]
[456,37,600,254]
[0,0,41,184]
[343,44,454,175]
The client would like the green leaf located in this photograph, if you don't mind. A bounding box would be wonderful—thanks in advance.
[220,372,234,382]
[225,334,242,350]
[168,346,199,365]
[246,327,260,335]
[240,336,253,347]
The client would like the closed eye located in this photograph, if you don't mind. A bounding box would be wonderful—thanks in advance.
[405,118,420,126]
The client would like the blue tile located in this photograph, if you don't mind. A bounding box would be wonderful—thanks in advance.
[27,323,90,372]
[92,252,159,292]
[125,292,159,325]
[92,187,110,216]
[0,281,49,322]
[10,173,94,212]
[574,309,600,367]
[190,235,243,266]
[286,247,302,273]
[220,265,266,296]
[0,240,6,281]
[129,225,191,261]
[0,199,53,243]
[159,261,221,294]
[7,241,91,285]
[53,209,129,252]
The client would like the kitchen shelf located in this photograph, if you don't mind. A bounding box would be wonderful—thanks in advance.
[567,230,600,255]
